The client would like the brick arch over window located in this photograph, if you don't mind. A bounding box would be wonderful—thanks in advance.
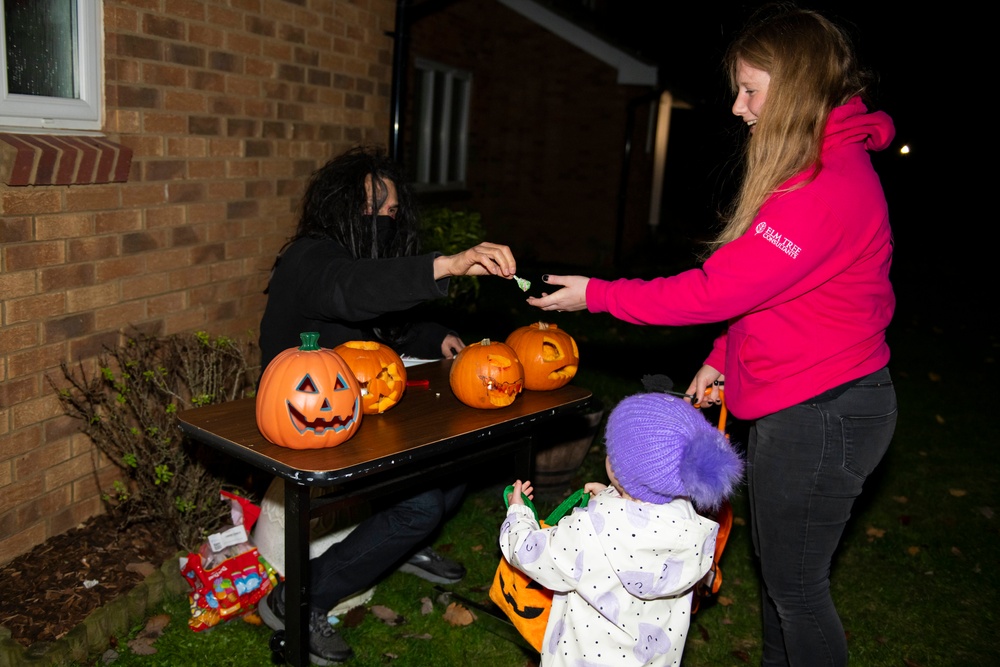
[0,133,132,186]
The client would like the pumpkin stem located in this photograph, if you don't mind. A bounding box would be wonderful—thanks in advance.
[480,338,491,346]
[299,332,321,351]
[537,322,551,330]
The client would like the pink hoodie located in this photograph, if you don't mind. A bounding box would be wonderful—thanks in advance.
[587,98,895,419]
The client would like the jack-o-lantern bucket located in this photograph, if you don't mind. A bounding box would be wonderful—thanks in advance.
[505,322,579,391]
[333,341,407,414]
[449,338,524,409]
[256,332,363,449]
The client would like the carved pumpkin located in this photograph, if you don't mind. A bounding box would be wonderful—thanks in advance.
[505,321,580,391]
[256,332,363,449]
[333,340,407,414]
[449,338,524,409]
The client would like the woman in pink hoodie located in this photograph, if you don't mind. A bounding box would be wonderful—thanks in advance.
[529,7,897,666]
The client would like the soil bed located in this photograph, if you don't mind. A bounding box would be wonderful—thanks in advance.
[0,513,179,648]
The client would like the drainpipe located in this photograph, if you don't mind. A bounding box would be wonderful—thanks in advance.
[388,0,408,161]
[614,88,661,271]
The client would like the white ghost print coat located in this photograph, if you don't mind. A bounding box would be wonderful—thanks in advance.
[498,487,719,667]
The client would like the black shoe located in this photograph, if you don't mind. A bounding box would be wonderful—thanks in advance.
[398,546,466,584]
[259,581,353,665]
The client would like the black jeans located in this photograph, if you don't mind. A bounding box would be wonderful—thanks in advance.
[309,484,465,610]
[748,367,896,666]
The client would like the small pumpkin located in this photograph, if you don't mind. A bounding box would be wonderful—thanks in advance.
[333,340,407,414]
[505,322,579,391]
[256,332,363,449]
[449,338,524,409]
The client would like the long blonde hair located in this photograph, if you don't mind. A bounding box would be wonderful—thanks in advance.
[710,6,870,250]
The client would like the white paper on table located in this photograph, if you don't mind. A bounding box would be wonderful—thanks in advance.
[401,355,438,368]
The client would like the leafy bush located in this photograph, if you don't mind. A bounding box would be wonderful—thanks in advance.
[51,330,258,551]
[418,207,487,308]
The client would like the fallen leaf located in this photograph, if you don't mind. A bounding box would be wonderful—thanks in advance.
[935,414,945,425]
[717,595,734,606]
[371,605,405,626]
[980,507,994,519]
[471,544,484,552]
[721,617,733,625]
[403,633,433,640]
[903,658,925,667]
[892,495,908,504]
[928,372,941,382]
[907,546,920,556]
[443,601,476,626]
[866,526,886,539]
[420,597,434,615]
[342,605,367,628]
[949,488,967,497]
[951,547,963,557]
[242,612,263,625]
[125,562,156,577]
[732,649,751,663]
[126,636,157,655]
[141,614,170,637]
[876,635,888,645]
[733,516,746,526]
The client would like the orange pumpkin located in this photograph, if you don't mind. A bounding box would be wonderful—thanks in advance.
[333,340,407,414]
[449,338,524,409]
[256,332,363,449]
[505,322,579,390]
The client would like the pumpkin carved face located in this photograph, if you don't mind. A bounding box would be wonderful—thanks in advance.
[505,322,579,391]
[449,338,524,409]
[333,341,407,414]
[256,332,363,449]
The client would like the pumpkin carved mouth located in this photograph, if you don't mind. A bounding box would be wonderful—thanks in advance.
[285,398,360,435]
[480,375,524,407]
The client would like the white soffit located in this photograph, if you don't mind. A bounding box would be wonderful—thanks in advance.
[497,0,658,86]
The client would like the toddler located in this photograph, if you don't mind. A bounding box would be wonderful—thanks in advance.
[500,393,743,666]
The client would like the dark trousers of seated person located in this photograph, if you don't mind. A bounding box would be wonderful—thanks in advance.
[309,484,465,611]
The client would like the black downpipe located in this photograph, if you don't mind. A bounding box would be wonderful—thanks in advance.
[614,89,661,271]
[388,0,408,161]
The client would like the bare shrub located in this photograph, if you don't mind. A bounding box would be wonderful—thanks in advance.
[51,330,258,551]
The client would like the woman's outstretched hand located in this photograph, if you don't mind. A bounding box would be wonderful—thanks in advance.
[434,242,516,279]
[526,274,590,311]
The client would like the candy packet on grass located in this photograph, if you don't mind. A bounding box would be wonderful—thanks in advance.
[179,490,278,631]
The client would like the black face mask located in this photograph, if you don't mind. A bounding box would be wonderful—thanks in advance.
[375,215,396,250]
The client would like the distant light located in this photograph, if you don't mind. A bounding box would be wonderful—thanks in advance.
[899,144,911,155]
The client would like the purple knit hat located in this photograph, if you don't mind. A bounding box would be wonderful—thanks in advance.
[604,393,743,509]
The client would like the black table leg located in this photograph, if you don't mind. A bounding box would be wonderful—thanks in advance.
[284,482,311,667]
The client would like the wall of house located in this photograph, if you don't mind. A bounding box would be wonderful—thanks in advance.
[0,0,397,565]
[405,0,657,271]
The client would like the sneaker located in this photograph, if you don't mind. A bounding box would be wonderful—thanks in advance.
[398,546,466,584]
[259,581,353,665]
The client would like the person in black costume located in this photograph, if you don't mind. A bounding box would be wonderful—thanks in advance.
[257,145,518,664]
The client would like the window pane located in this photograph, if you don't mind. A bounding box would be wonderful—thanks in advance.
[4,0,78,98]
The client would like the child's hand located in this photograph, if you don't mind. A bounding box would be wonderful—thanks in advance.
[584,482,607,496]
[508,479,534,506]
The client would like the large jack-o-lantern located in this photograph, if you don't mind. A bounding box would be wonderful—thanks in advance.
[505,321,579,391]
[333,340,407,414]
[256,332,363,449]
[449,338,524,409]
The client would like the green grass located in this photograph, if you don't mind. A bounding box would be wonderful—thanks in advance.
[71,279,1000,667]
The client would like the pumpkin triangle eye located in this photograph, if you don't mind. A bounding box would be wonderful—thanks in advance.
[334,373,350,391]
[296,374,318,393]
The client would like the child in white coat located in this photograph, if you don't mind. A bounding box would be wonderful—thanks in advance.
[500,393,743,666]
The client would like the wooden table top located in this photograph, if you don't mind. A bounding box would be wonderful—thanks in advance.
[178,358,593,486]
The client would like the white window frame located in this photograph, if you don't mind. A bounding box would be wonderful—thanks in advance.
[413,58,471,190]
[0,0,103,133]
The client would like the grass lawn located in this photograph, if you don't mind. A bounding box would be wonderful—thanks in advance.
[70,275,998,667]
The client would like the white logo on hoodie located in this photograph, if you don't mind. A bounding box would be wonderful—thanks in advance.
[755,221,801,259]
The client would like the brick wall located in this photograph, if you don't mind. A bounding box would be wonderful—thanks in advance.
[0,0,396,565]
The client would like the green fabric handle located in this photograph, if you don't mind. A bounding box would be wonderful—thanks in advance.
[502,485,589,524]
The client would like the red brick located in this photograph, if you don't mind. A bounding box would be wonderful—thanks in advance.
[40,263,96,292]
[12,237,67,267]
[0,270,35,300]
[5,293,67,324]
